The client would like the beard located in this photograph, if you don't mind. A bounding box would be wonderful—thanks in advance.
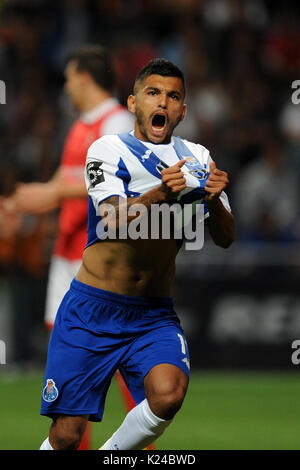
[135,107,151,141]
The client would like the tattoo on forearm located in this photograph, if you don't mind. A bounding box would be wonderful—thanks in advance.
[98,188,167,225]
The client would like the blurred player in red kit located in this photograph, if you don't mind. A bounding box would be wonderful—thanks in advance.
[3,45,139,449]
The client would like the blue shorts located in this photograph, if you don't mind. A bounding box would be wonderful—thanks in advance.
[40,278,190,422]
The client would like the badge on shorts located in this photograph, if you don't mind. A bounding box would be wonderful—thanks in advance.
[43,379,59,402]
[86,161,105,188]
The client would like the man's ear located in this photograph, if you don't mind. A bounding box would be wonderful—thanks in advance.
[180,103,187,122]
[81,71,92,87]
[127,94,136,114]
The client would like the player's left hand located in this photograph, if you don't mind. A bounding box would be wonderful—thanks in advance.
[204,161,229,202]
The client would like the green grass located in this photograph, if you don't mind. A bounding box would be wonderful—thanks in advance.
[0,371,299,450]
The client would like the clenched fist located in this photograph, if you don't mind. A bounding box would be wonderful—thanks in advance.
[205,161,229,201]
[160,159,187,198]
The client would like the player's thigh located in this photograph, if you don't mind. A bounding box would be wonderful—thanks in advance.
[42,288,124,421]
[41,321,121,421]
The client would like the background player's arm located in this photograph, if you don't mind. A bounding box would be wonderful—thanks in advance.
[99,160,187,229]
[5,112,134,217]
[2,166,87,215]
[205,161,235,248]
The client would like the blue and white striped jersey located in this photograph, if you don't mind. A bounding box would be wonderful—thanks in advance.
[84,131,231,248]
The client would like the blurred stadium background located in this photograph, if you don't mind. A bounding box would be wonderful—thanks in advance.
[0,0,300,450]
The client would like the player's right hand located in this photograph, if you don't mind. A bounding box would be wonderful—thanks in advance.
[160,159,186,198]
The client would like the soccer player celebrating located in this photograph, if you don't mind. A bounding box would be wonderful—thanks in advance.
[39,58,235,450]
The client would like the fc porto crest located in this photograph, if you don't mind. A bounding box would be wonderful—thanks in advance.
[43,378,59,403]
[183,156,199,167]
[183,157,208,180]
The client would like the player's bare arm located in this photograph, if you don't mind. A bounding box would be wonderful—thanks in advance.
[205,161,235,248]
[101,159,186,228]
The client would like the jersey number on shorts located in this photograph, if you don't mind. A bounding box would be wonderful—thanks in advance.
[177,333,190,370]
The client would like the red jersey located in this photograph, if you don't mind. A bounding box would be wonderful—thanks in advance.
[53,99,134,261]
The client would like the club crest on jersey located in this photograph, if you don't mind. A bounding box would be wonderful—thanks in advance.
[86,161,105,188]
[183,156,198,167]
[43,379,59,402]
[181,157,208,180]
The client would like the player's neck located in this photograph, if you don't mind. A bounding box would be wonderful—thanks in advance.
[80,87,113,113]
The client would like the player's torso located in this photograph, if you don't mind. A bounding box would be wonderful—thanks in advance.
[80,134,209,296]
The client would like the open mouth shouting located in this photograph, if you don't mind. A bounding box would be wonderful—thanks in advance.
[151,113,167,138]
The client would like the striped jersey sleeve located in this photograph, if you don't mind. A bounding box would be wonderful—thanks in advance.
[85,137,127,209]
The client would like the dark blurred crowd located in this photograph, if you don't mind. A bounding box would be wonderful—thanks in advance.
[0,0,299,367]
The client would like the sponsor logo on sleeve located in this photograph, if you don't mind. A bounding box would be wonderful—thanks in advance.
[86,161,105,188]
